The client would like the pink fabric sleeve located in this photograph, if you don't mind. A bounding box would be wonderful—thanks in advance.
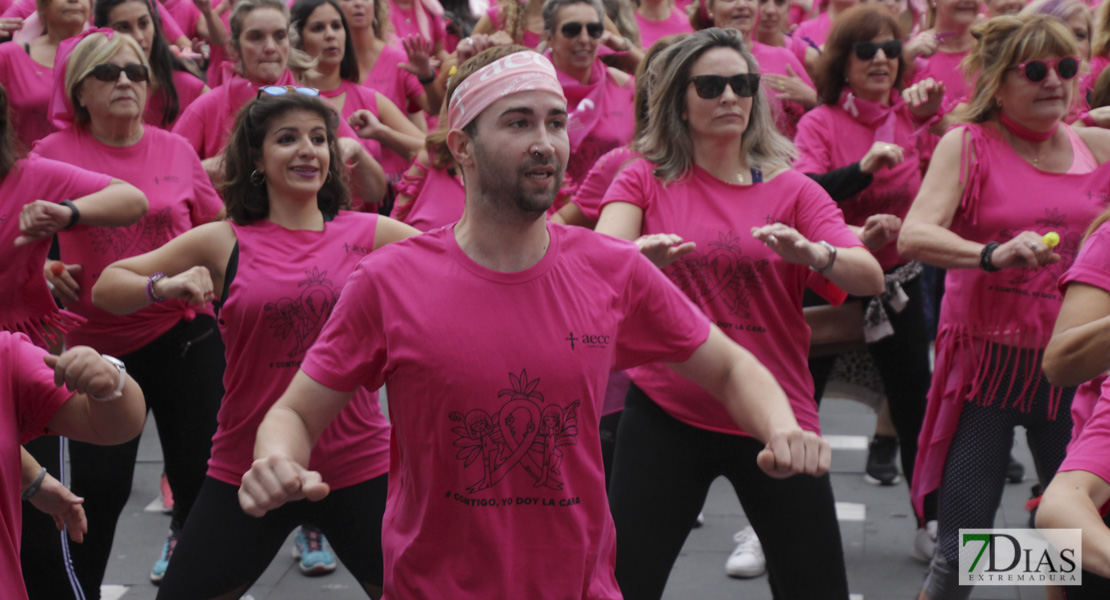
[1,0,32,19]
[792,110,833,173]
[10,333,72,443]
[391,160,429,222]
[613,252,711,370]
[156,1,187,42]
[571,147,636,222]
[1059,225,1110,294]
[1059,384,1110,486]
[301,261,388,394]
[188,155,223,225]
[598,157,652,212]
[792,175,864,305]
[170,98,210,155]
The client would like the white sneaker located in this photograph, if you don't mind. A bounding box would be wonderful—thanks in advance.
[693,511,705,528]
[912,520,938,564]
[725,526,766,578]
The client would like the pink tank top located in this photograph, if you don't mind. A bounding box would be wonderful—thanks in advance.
[211,213,391,489]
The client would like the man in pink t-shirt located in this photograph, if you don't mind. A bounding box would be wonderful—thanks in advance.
[0,334,146,600]
[237,47,829,599]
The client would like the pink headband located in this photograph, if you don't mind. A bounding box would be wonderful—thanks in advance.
[446,51,567,131]
[49,28,117,129]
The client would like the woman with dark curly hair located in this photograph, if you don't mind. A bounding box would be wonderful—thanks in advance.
[93,89,418,599]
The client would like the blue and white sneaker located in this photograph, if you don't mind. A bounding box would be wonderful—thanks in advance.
[150,532,178,584]
[292,526,337,576]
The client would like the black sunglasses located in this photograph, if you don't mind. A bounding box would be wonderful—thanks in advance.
[851,39,902,61]
[560,21,604,39]
[1010,56,1081,83]
[690,73,761,99]
[90,63,149,83]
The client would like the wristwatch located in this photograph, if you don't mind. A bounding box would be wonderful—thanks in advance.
[90,355,127,402]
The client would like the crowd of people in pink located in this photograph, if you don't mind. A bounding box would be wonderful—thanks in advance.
[5,0,1110,595]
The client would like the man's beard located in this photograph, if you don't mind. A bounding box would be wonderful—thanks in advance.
[472,140,564,218]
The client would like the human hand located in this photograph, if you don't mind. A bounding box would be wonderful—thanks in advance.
[859,141,905,174]
[858,214,902,250]
[239,454,330,517]
[600,30,630,52]
[44,261,83,305]
[756,428,831,478]
[193,0,213,14]
[153,266,216,306]
[751,223,831,269]
[348,109,385,141]
[989,231,1062,270]
[43,347,123,400]
[764,64,817,108]
[905,29,939,60]
[400,34,438,80]
[902,77,946,119]
[29,473,87,543]
[0,17,24,35]
[634,233,696,268]
[15,200,76,247]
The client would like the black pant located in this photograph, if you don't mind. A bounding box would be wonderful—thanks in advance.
[809,275,936,520]
[22,316,225,600]
[156,475,388,599]
[608,386,849,600]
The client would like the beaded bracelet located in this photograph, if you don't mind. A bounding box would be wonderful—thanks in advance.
[147,273,168,303]
[980,241,1001,272]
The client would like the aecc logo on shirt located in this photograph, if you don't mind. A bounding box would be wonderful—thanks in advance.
[566,332,610,350]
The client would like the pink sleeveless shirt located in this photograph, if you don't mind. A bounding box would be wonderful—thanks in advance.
[211,213,391,488]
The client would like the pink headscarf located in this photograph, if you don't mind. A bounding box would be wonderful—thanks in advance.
[48,28,119,129]
[447,51,566,130]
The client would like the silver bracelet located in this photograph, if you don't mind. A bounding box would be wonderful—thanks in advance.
[22,467,47,501]
[809,240,837,274]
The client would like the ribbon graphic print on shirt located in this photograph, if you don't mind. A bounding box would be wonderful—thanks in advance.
[264,267,340,359]
[89,207,173,258]
[667,231,768,320]
[450,370,580,493]
[1002,208,1077,288]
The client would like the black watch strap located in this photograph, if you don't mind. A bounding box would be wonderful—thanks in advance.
[61,200,80,229]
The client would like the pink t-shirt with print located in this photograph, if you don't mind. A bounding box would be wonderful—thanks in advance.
[794,102,922,270]
[0,42,55,152]
[301,222,711,599]
[1057,224,1110,448]
[0,332,75,600]
[211,212,391,488]
[634,7,693,50]
[0,156,111,348]
[601,160,861,435]
[33,126,223,356]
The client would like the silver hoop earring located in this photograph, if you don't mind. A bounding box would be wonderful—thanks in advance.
[250,169,265,186]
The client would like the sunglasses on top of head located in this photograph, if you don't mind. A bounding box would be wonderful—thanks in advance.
[689,73,761,99]
[90,63,149,83]
[851,39,902,61]
[560,21,604,39]
[1009,56,1080,83]
[256,85,322,99]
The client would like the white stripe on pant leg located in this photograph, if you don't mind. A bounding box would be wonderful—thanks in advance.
[57,436,87,600]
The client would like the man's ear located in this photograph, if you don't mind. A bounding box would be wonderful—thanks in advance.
[446,128,475,168]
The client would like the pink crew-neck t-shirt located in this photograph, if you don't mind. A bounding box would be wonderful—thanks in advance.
[0,43,56,152]
[794,102,922,269]
[571,144,640,223]
[1057,224,1110,449]
[559,63,636,193]
[391,160,465,231]
[212,212,391,488]
[601,161,861,435]
[172,70,298,159]
[1058,377,1110,497]
[912,49,972,107]
[790,11,831,64]
[300,222,711,599]
[634,8,693,49]
[0,156,111,348]
[363,44,426,115]
[0,331,75,600]
[486,4,542,48]
[144,69,207,130]
[160,0,202,39]
[33,126,223,356]
[752,40,814,139]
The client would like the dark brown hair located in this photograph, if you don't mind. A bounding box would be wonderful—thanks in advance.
[0,84,19,177]
[816,5,905,105]
[221,92,350,224]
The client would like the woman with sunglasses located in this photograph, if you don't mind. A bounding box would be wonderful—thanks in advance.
[794,3,947,564]
[95,0,210,130]
[335,0,434,131]
[93,89,419,600]
[1020,0,1092,126]
[173,0,386,204]
[0,0,90,151]
[26,29,225,595]
[544,0,641,197]
[596,28,882,600]
[896,15,1110,600]
[292,0,425,181]
[690,0,816,138]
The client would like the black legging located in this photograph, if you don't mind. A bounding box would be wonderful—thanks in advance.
[609,385,849,600]
[156,475,388,599]
[22,316,224,600]
[809,274,936,521]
